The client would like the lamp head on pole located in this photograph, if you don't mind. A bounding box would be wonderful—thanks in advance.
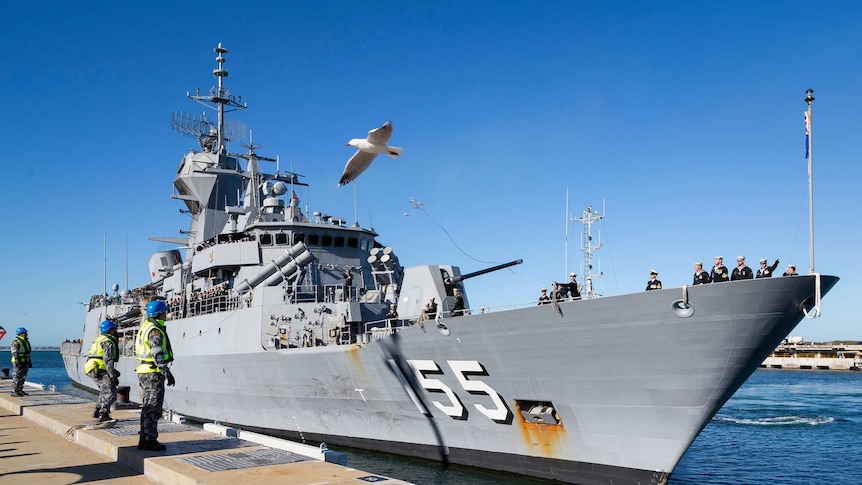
[805,89,815,104]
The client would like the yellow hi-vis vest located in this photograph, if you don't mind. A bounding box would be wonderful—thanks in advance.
[11,336,30,364]
[135,319,173,374]
[84,334,118,375]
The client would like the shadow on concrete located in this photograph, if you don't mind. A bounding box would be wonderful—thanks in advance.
[0,461,141,483]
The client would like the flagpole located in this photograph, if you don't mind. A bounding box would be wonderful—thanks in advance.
[805,89,815,274]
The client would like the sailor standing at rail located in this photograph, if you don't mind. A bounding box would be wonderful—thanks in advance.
[85,320,120,422]
[538,288,551,305]
[693,262,711,285]
[135,301,175,451]
[711,256,729,283]
[10,327,31,397]
[568,273,581,299]
[731,256,754,280]
[645,270,662,291]
[756,258,780,278]
[451,288,466,316]
[426,297,438,319]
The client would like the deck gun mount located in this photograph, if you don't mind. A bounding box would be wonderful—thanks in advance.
[444,259,523,289]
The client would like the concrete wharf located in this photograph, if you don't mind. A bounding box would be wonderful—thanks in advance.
[761,343,862,371]
[0,380,412,485]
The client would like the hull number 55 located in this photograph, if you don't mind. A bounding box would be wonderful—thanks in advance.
[389,359,514,425]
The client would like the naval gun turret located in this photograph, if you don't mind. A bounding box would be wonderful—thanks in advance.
[444,259,523,287]
[398,259,523,319]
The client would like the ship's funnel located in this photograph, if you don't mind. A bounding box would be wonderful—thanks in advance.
[235,242,311,293]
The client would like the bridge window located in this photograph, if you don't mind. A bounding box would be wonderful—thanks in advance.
[260,234,273,246]
[322,235,332,247]
[334,236,345,247]
[347,237,358,248]
[275,233,288,245]
[307,234,320,246]
[293,233,305,244]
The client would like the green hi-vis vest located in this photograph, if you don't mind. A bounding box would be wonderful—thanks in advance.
[84,334,119,375]
[11,335,30,365]
[134,319,173,374]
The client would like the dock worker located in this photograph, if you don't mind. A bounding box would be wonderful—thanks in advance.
[135,301,175,452]
[10,327,31,397]
[711,256,729,282]
[645,270,662,291]
[756,258,780,278]
[731,256,754,280]
[85,320,120,422]
[783,264,799,277]
[693,262,711,285]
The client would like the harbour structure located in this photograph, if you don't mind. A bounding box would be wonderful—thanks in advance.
[762,343,862,370]
[62,44,839,485]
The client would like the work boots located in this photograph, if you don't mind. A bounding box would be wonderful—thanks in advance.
[137,436,167,451]
[93,406,100,418]
[98,412,113,423]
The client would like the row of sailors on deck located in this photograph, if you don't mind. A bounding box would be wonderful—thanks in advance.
[647,256,797,291]
[692,256,796,286]
[195,233,252,252]
[538,273,581,304]
[540,257,801,303]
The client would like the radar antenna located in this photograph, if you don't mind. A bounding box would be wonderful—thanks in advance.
[171,43,248,153]
[170,111,246,151]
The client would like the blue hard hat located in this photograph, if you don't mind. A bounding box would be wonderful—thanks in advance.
[16,327,27,334]
[100,320,118,333]
[146,300,169,317]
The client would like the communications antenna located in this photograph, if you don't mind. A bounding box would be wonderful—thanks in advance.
[572,204,604,299]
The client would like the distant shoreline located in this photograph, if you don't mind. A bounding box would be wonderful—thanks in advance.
[0,347,60,351]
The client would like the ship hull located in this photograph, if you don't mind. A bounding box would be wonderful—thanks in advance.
[63,275,837,484]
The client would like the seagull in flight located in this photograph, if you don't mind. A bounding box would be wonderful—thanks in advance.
[338,121,402,186]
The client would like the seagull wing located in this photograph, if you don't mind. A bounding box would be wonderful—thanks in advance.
[366,121,393,145]
[338,150,379,186]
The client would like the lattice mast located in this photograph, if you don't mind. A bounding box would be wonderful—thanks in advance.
[572,205,604,299]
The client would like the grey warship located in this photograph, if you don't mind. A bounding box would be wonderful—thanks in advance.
[61,44,839,485]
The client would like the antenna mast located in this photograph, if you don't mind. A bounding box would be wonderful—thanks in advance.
[180,43,248,153]
[572,205,604,299]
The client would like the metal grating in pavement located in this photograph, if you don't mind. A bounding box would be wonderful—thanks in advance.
[178,447,310,472]
[19,395,90,405]
[98,418,199,436]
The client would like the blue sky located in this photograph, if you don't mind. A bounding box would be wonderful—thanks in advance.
[2,1,860,346]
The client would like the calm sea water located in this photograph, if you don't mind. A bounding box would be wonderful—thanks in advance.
[21,351,862,484]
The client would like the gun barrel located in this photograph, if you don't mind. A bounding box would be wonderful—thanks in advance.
[448,259,523,284]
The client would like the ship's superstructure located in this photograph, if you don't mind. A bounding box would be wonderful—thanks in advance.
[62,44,839,485]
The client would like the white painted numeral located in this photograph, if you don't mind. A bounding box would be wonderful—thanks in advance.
[408,359,467,420]
[447,360,513,424]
